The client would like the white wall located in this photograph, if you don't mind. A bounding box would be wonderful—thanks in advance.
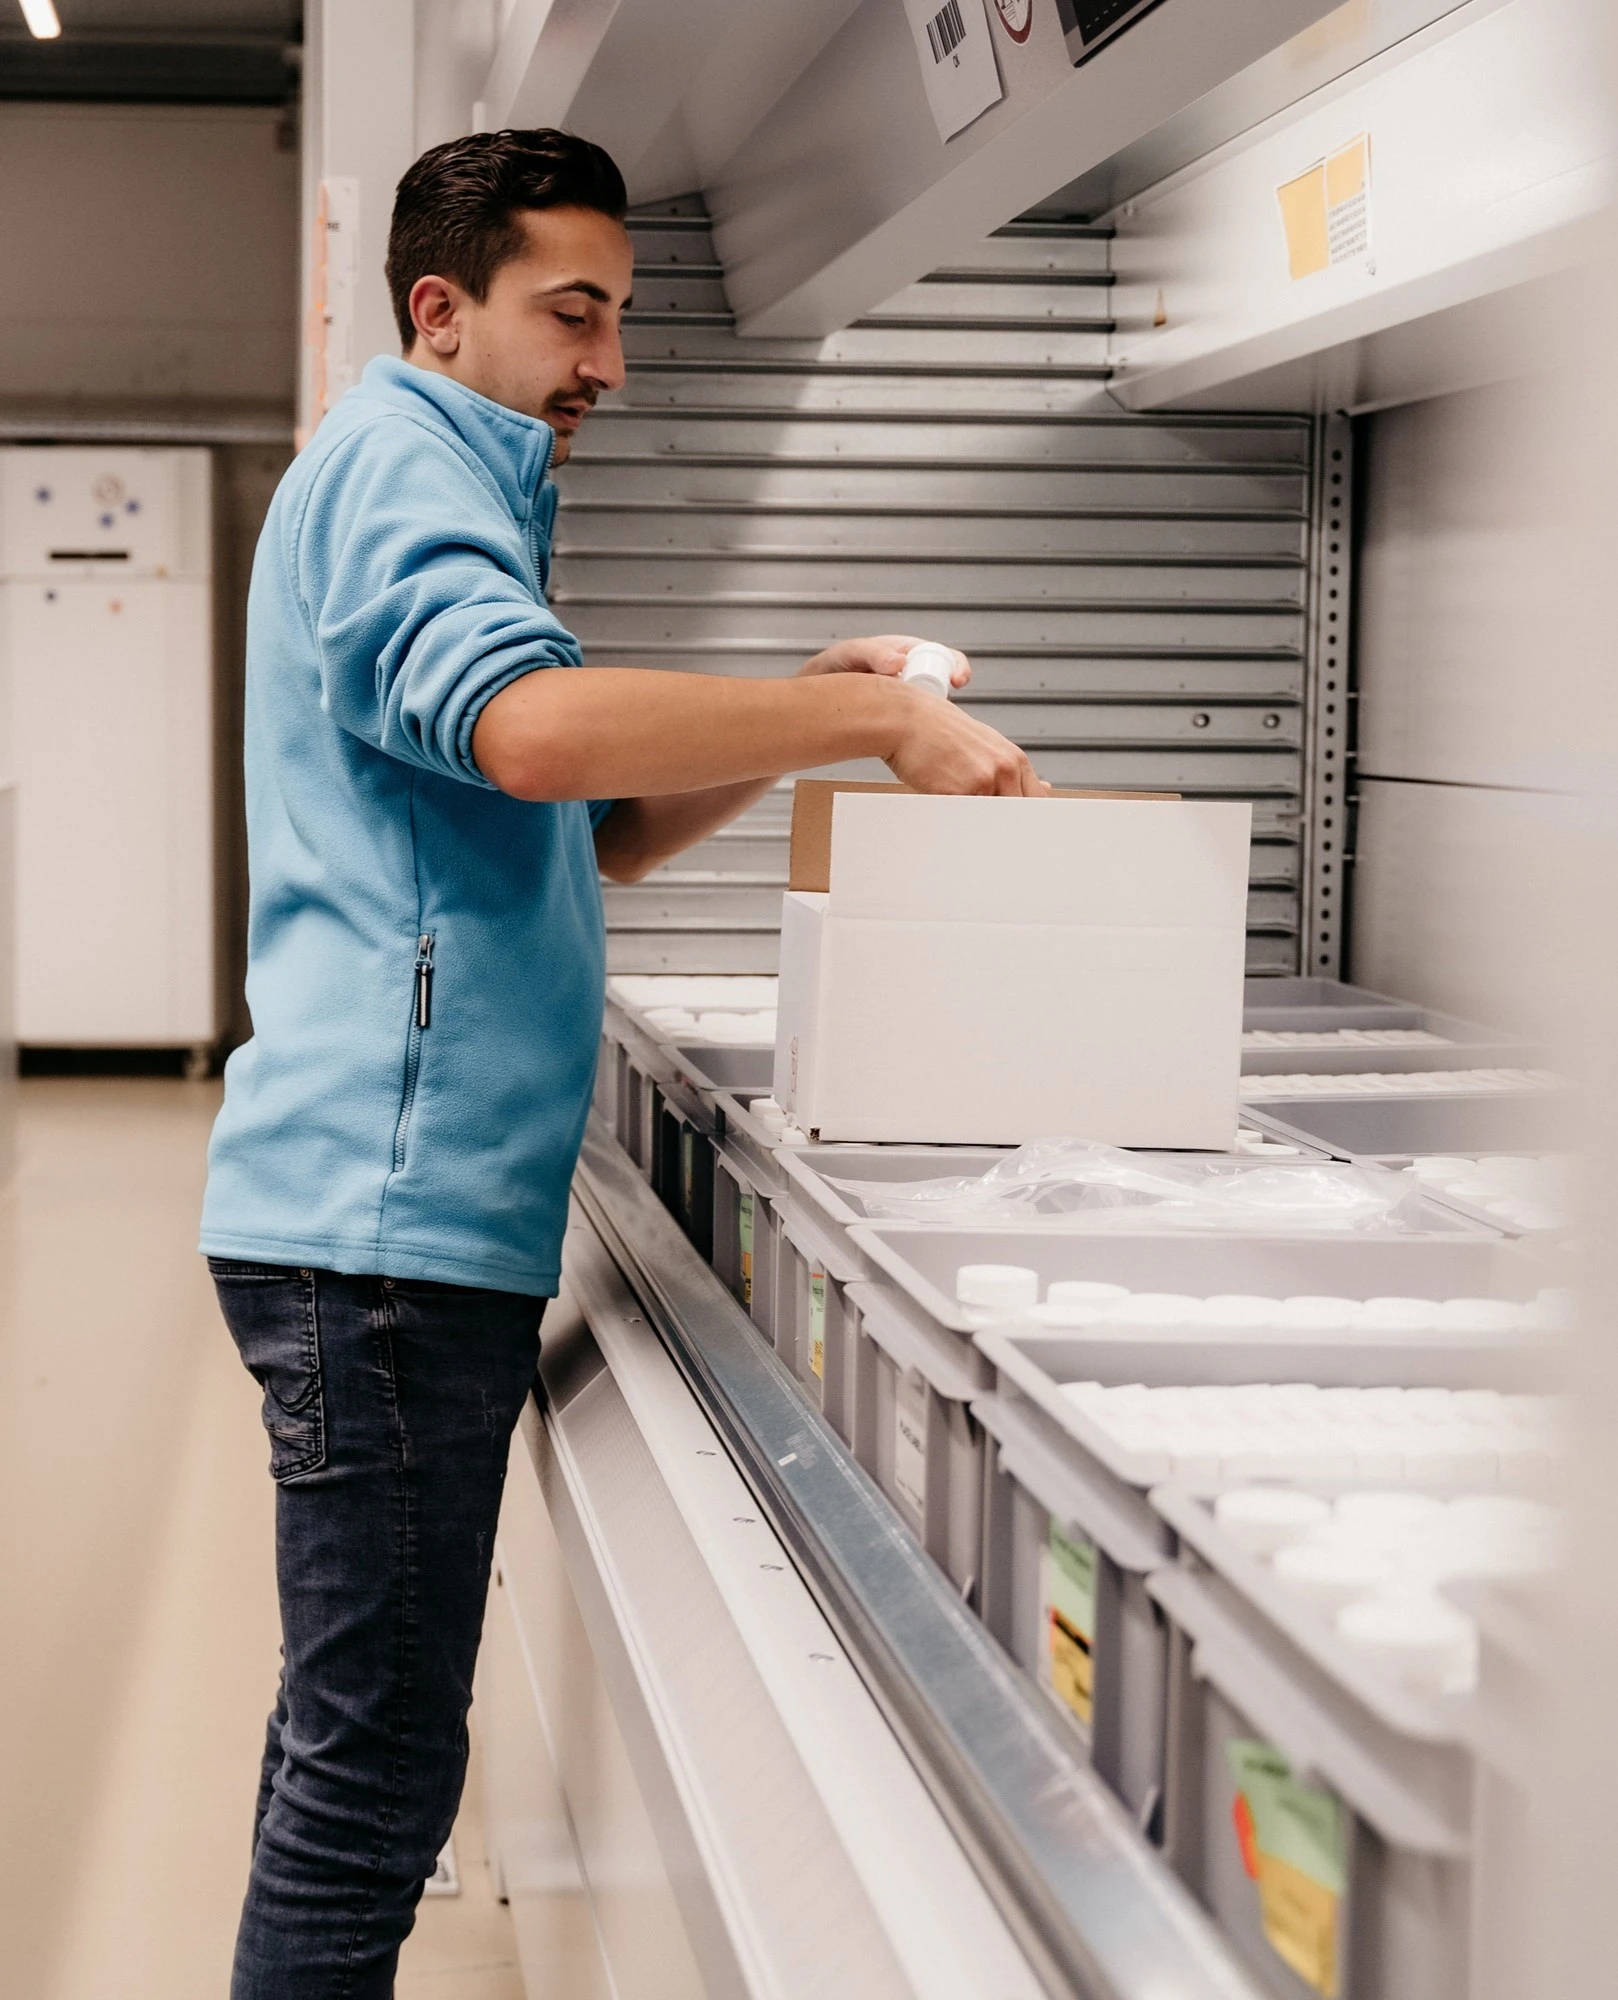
[1350,373,1588,1033]
[0,103,297,414]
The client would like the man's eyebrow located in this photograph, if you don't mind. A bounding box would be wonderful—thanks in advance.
[542,278,630,307]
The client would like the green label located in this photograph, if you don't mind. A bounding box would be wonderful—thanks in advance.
[1044,1525,1098,1726]
[738,1190,755,1307]
[808,1268,826,1380]
[1225,1741,1346,1896]
[1047,1525,1096,1639]
[1226,1739,1346,1997]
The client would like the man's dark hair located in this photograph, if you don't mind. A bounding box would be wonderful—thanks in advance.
[386,128,628,348]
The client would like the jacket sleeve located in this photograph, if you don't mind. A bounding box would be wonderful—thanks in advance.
[291,419,583,787]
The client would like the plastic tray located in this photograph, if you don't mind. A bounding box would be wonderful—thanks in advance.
[1146,1477,1545,2000]
[849,1222,1514,1342]
[1240,1031,1538,1078]
[1243,1094,1571,1163]
[976,1389,1173,1835]
[844,1279,993,1598]
[708,1090,792,1340]
[1242,976,1432,1033]
[667,1041,775,1101]
[975,1325,1554,1498]
[771,1201,866,1444]
[1153,1558,1477,1999]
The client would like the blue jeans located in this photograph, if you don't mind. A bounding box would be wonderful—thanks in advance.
[210,1260,545,1998]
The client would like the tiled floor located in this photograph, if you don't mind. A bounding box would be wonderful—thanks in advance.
[0,1078,527,1999]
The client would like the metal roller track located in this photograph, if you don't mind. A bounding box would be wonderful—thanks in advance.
[571,1119,1264,2000]
[562,197,1323,974]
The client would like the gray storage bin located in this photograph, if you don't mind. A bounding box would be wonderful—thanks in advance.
[710,1090,790,1342]
[592,1030,618,1129]
[1244,1095,1570,1164]
[600,1001,670,1177]
[1243,976,1426,1033]
[1150,1549,1485,2000]
[845,1281,991,1599]
[852,1222,1516,1345]
[972,1312,1556,1872]
[667,1041,775,1099]
[976,1390,1172,1836]
[1240,1032,1538,1079]
[772,1202,864,1443]
[775,1144,1011,1284]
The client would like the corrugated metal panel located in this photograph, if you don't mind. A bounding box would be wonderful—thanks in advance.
[553,196,1314,976]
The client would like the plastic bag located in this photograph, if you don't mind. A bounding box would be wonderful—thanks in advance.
[825,1139,1431,1233]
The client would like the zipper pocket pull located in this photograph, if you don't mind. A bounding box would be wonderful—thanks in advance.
[414,932,435,1030]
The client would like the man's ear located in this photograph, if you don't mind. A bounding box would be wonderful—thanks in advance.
[409,274,461,357]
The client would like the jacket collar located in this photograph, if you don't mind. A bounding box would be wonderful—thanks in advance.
[353,356,557,529]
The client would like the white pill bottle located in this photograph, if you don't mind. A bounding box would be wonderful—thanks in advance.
[900,641,957,700]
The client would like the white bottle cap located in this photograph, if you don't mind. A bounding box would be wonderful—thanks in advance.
[1333,1490,1446,1543]
[1031,1298,1113,1327]
[1278,1295,1362,1330]
[1201,1294,1283,1329]
[1435,1298,1525,1333]
[1359,1296,1443,1332]
[1215,1486,1333,1556]
[900,640,956,699]
[1046,1279,1131,1309]
[1115,1292,1208,1327]
[955,1263,1039,1311]
[1335,1591,1477,1694]
[1272,1538,1395,1609]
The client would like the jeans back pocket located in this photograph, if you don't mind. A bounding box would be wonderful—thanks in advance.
[209,1261,326,1481]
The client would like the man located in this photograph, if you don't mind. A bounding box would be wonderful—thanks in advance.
[200,128,1042,1996]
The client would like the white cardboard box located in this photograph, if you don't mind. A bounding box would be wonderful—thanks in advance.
[773,793,1251,1146]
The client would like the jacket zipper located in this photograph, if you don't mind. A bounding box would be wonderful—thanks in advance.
[528,434,555,589]
[414,931,435,1029]
[392,932,435,1174]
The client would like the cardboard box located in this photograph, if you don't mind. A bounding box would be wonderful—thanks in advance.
[773,789,1251,1147]
[787,779,1180,893]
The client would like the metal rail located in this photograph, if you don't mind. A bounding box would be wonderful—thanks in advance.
[572,1119,1263,2000]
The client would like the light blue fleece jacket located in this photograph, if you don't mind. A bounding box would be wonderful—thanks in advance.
[200,356,612,1295]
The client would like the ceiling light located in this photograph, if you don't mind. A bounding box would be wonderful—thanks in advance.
[18,0,61,39]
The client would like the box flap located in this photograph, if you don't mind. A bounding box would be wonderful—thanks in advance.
[827,792,1253,928]
[788,778,1180,892]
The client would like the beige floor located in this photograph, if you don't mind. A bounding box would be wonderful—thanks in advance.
[0,1078,528,1999]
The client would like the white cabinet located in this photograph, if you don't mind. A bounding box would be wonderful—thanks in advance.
[1,448,214,1049]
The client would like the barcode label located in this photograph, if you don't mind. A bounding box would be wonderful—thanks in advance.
[926,0,966,62]
[905,0,1004,141]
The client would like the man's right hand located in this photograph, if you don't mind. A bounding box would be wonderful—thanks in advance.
[884,683,1049,797]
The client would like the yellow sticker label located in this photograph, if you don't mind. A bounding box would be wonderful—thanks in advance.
[1255,1851,1341,1997]
[808,1268,826,1380]
[738,1190,754,1308]
[1277,133,1372,281]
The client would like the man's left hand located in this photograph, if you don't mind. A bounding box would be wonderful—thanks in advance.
[798,634,972,689]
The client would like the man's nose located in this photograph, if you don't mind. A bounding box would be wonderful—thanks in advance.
[578,326,627,395]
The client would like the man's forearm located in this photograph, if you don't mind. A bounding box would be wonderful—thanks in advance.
[593,777,776,883]
[473,667,905,801]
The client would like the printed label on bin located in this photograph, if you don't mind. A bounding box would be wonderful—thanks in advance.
[893,1372,928,1520]
[739,1191,754,1307]
[681,1128,695,1216]
[1042,1525,1097,1728]
[808,1268,827,1380]
[1226,1740,1346,1999]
